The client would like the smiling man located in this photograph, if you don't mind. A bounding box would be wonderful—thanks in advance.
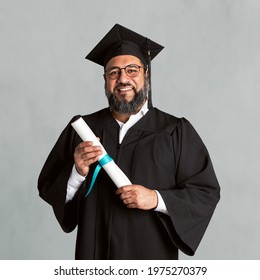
[38,24,220,260]
[105,55,149,118]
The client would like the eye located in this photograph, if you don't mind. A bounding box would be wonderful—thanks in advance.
[126,65,139,76]
[107,67,120,78]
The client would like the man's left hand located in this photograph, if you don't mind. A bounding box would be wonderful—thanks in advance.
[116,185,158,210]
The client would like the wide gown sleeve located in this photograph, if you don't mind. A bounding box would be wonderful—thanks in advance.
[37,116,83,232]
[158,118,220,256]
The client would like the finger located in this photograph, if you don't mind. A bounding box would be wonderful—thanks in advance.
[122,197,135,205]
[75,141,94,150]
[75,154,100,176]
[116,185,133,195]
[83,155,100,166]
[80,149,102,161]
[78,145,102,155]
[75,147,102,161]
[76,136,101,148]
[119,192,133,201]
[126,203,136,209]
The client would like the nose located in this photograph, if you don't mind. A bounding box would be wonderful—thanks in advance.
[116,69,130,84]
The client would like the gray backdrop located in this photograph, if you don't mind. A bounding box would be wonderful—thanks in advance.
[1,0,259,260]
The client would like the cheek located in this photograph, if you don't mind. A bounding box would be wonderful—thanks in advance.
[135,78,145,91]
[105,80,116,92]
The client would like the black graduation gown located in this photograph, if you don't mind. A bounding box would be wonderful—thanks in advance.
[38,107,220,259]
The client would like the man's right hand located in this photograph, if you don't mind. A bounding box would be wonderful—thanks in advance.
[74,141,103,176]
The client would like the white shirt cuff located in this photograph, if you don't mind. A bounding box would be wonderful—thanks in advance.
[66,164,86,203]
[154,190,169,215]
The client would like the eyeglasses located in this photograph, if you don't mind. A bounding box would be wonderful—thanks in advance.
[105,64,144,80]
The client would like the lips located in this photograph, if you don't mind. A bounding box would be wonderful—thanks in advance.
[115,83,135,94]
[117,86,134,92]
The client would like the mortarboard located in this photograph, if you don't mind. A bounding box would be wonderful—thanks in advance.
[85,23,164,108]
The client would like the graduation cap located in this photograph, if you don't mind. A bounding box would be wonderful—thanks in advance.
[85,23,164,108]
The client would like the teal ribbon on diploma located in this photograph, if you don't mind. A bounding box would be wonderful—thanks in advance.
[85,154,113,197]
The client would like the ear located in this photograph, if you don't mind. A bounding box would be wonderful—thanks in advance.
[145,67,149,78]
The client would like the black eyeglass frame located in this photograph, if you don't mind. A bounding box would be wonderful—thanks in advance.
[104,64,145,80]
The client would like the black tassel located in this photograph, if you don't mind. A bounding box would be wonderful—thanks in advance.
[146,38,153,109]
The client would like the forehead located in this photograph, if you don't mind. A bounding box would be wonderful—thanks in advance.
[105,55,143,69]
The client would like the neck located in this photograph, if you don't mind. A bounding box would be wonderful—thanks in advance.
[112,111,130,123]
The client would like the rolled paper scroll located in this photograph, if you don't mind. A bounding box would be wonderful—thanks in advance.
[71,117,132,195]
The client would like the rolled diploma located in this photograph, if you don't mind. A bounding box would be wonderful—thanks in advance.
[71,117,132,188]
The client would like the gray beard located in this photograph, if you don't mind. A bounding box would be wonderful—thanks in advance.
[105,79,150,114]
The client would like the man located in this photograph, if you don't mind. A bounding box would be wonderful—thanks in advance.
[38,24,220,260]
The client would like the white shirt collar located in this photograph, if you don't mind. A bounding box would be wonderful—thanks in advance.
[115,100,149,143]
[116,100,149,126]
